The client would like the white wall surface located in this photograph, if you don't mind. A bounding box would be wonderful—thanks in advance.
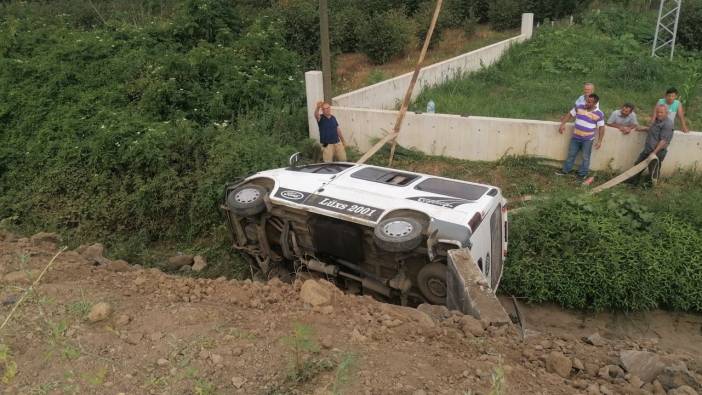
[332,107,701,176]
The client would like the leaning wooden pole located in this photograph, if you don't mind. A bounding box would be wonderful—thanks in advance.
[356,0,443,166]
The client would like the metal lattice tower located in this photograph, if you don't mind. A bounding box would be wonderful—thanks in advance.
[651,0,682,60]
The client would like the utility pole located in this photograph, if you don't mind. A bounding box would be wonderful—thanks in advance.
[319,0,332,101]
[652,0,682,60]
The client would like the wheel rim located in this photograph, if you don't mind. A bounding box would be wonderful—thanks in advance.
[382,220,414,238]
[235,188,260,204]
[426,277,447,298]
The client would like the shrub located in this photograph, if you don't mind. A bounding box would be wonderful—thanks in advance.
[582,5,656,44]
[0,6,307,262]
[173,0,245,46]
[330,6,364,53]
[441,0,474,28]
[679,0,702,51]
[468,0,490,23]
[608,55,665,87]
[502,192,702,312]
[415,1,445,49]
[523,0,587,23]
[488,0,523,31]
[357,10,415,64]
[276,0,320,68]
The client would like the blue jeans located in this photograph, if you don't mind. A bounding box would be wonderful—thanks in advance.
[562,138,593,177]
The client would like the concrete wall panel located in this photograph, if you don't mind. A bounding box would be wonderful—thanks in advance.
[334,107,701,176]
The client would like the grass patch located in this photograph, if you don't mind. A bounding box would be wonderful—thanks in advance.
[413,6,702,127]
[0,344,18,385]
[502,176,702,312]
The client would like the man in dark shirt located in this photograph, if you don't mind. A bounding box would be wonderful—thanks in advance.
[628,105,675,184]
[314,101,347,162]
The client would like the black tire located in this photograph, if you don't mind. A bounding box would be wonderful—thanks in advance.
[417,262,447,305]
[227,184,267,217]
[373,216,423,253]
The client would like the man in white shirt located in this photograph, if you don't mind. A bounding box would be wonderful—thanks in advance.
[575,83,599,109]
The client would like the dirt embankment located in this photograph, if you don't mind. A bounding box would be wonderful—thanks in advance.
[0,231,701,395]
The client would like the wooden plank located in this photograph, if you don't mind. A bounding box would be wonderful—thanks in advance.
[355,0,443,166]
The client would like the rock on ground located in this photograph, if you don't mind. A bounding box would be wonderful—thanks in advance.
[546,351,572,378]
[668,386,700,395]
[299,279,336,307]
[30,232,60,245]
[167,254,194,270]
[620,350,664,383]
[459,315,485,337]
[376,303,435,328]
[88,302,112,322]
[105,260,131,272]
[585,332,606,346]
[657,364,702,392]
[417,303,450,322]
[81,243,111,265]
[192,255,207,272]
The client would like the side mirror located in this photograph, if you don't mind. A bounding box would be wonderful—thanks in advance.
[289,152,301,168]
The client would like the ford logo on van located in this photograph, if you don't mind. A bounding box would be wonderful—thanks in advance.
[280,190,305,200]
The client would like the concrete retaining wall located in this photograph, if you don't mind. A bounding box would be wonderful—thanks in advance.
[332,107,702,176]
[332,13,534,110]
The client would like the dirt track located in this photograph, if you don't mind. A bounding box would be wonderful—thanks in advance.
[0,231,700,394]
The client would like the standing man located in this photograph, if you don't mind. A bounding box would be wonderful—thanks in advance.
[575,82,600,109]
[557,94,606,180]
[314,101,347,162]
[651,87,690,133]
[607,103,639,134]
[628,104,675,184]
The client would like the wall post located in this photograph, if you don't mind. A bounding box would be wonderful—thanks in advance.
[521,13,534,39]
[305,70,324,141]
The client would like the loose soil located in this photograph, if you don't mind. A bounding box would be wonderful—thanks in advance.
[1,232,701,394]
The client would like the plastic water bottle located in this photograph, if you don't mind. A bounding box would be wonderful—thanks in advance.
[426,99,435,114]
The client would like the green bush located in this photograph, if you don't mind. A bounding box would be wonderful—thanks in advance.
[172,0,245,46]
[0,3,307,261]
[357,10,415,64]
[468,0,490,23]
[502,192,702,312]
[415,1,445,49]
[679,0,702,51]
[488,0,523,31]
[582,5,656,44]
[524,0,587,23]
[608,54,665,87]
[331,6,364,53]
[441,0,474,28]
[276,0,320,68]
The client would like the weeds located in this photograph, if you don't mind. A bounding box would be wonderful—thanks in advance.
[193,378,217,395]
[488,358,506,395]
[277,323,335,389]
[0,344,17,385]
[502,186,702,312]
[332,353,358,395]
[28,381,60,395]
[282,323,320,381]
[67,289,91,319]
[81,366,108,386]
[366,70,388,85]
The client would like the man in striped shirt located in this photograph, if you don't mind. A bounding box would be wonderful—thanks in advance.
[556,94,606,179]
